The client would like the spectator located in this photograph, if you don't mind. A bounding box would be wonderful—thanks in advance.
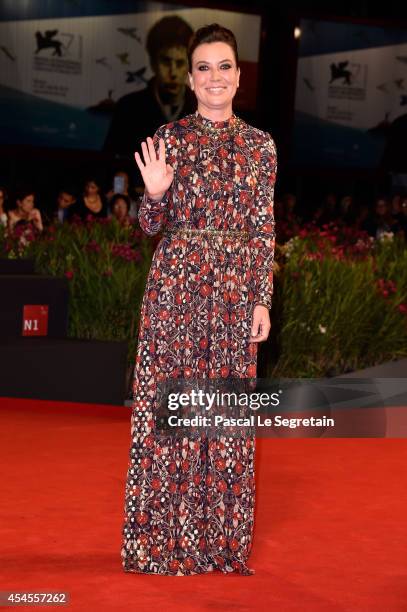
[277,192,301,242]
[313,192,338,227]
[67,177,108,220]
[0,186,8,227]
[353,203,370,231]
[47,186,77,224]
[110,193,132,227]
[398,196,407,240]
[361,196,403,239]
[106,170,138,219]
[391,193,407,233]
[7,187,43,233]
[390,193,401,216]
[337,195,359,227]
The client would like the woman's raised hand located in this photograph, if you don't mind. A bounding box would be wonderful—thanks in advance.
[134,136,174,201]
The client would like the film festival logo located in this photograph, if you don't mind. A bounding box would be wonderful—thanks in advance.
[33,29,83,77]
[328,60,367,101]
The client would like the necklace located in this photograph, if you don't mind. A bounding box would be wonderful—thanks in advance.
[85,196,101,210]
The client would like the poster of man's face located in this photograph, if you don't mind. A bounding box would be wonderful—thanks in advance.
[0,5,262,151]
[153,45,189,103]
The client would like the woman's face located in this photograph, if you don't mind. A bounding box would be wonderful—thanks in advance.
[188,41,240,115]
[17,194,34,214]
[375,199,387,216]
[391,195,401,213]
[85,181,99,197]
[113,198,128,219]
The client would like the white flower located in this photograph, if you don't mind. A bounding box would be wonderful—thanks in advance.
[378,231,394,242]
[318,324,327,334]
[282,236,299,259]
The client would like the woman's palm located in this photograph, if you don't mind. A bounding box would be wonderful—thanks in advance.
[135,136,174,198]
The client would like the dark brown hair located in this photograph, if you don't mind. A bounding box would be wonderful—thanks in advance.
[15,186,35,203]
[187,23,239,72]
[146,15,194,64]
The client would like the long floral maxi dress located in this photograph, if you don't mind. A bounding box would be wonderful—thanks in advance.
[121,110,277,576]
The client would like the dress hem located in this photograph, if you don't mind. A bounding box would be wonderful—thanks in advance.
[122,565,255,577]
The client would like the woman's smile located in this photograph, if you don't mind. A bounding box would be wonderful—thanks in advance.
[206,86,227,94]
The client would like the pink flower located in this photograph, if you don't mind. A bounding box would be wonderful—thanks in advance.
[398,304,407,314]
[86,240,101,252]
[65,270,74,280]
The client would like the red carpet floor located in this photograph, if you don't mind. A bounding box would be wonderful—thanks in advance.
[1,396,407,611]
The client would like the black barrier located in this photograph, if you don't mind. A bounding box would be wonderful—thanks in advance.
[0,275,69,339]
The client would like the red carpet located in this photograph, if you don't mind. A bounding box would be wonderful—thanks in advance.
[1,396,407,611]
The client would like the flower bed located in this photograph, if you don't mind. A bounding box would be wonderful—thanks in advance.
[1,219,406,381]
[269,223,407,377]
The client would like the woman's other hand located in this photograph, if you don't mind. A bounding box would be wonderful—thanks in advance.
[249,304,271,343]
[134,136,174,201]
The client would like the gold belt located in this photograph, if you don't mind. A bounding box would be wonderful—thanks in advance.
[163,227,250,241]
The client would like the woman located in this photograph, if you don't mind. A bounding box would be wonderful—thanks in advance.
[106,170,138,219]
[7,188,43,233]
[110,193,132,227]
[68,178,108,220]
[122,23,277,576]
[362,196,402,239]
[0,186,8,227]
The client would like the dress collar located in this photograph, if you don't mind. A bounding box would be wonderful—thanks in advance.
[194,110,238,130]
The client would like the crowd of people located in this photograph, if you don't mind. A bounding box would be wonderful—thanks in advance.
[1,174,407,245]
[0,170,141,236]
[275,191,407,243]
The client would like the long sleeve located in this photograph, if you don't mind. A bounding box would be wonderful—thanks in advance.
[137,124,171,236]
[248,133,277,310]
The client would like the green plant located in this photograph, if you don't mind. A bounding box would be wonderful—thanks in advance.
[0,218,156,393]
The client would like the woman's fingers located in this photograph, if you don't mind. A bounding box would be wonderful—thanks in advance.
[146,136,158,163]
[249,330,268,343]
[248,317,270,343]
[134,151,145,171]
[140,141,151,165]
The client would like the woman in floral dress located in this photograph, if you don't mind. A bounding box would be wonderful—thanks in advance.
[121,23,277,576]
